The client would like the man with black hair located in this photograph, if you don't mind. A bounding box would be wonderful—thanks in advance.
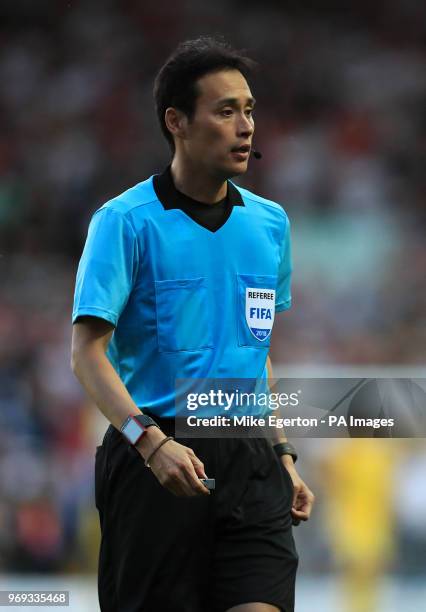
[71,36,314,612]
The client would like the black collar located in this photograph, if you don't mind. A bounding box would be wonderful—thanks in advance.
[153,165,245,211]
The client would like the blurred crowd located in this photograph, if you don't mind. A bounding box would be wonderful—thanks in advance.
[0,0,425,583]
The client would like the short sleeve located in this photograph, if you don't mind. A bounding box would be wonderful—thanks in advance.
[72,207,139,326]
[275,214,292,312]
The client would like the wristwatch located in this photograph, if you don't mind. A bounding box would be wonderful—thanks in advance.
[120,414,160,446]
[273,441,298,463]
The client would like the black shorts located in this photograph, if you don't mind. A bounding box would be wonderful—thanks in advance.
[95,417,298,612]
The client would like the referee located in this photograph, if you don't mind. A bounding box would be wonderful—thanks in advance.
[71,37,314,612]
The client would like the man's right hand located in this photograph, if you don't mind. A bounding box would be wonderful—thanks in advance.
[136,428,210,497]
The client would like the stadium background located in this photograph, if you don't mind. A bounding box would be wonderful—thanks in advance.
[0,0,425,610]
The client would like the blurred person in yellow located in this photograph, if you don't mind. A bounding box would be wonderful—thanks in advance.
[322,439,397,612]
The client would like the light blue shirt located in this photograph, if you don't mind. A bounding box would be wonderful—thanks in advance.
[72,174,292,416]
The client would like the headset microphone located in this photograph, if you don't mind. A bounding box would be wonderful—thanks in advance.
[253,150,262,159]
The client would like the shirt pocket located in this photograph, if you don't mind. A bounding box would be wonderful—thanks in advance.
[237,274,277,348]
[155,277,213,353]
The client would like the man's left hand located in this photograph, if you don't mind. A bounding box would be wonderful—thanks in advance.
[281,458,315,526]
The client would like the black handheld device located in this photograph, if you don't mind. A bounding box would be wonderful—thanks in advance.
[200,478,215,490]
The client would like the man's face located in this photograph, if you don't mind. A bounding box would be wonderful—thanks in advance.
[181,69,255,178]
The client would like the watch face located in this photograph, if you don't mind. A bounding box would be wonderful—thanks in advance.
[123,418,144,445]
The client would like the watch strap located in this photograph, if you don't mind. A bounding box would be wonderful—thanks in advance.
[273,441,298,463]
[132,414,160,430]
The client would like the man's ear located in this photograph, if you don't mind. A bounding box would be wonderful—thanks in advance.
[165,107,188,141]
